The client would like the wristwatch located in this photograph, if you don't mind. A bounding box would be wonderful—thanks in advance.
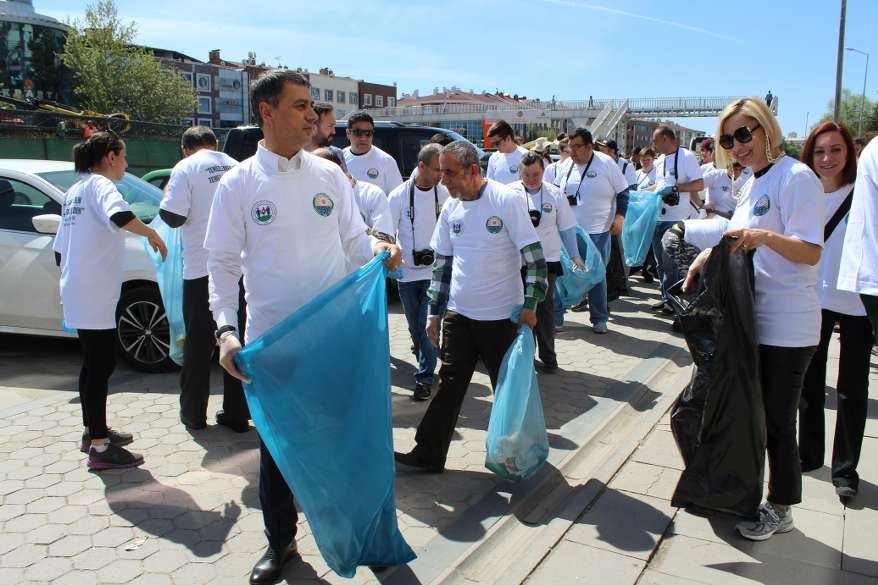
[215,325,238,346]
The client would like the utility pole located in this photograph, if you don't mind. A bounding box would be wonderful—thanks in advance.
[834,0,847,122]
[846,48,870,137]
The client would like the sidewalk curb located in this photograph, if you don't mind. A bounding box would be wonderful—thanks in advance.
[382,332,691,585]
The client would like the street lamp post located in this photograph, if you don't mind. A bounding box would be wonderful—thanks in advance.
[846,47,870,137]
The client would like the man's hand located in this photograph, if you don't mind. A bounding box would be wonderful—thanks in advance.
[682,248,712,292]
[426,316,441,347]
[723,228,771,254]
[218,334,250,383]
[518,308,537,330]
[147,228,168,262]
[610,215,624,236]
[374,242,403,271]
[571,256,587,271]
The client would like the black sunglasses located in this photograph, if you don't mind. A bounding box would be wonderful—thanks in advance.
[719,123,761,150]
[351,128,374,137]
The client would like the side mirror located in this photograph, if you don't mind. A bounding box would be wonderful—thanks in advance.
[32,214,61,235]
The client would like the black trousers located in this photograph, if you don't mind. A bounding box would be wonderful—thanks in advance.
[413,312,518,468]
[862,294,878,336]
[800,309,874,488]
[179,276,248,425]
[77,328,117,440]
[760,344,817,506]
[535,273,558,367]
[258,436,298,552]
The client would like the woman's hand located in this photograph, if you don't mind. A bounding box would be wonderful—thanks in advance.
[682,248,712,292]
[723,228,772,254]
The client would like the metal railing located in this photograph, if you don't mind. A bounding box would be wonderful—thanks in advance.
[0,109,201,140]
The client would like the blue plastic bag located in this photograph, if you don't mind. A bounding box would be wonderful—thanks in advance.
[144,217,185,365]
[622,190,662,267]
[234,253,415,578]
[556,226,606,308]
[485,324,549,482]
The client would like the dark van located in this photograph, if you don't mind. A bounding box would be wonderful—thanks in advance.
[222,121,481,178]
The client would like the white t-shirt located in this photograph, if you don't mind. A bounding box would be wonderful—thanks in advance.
[682,216,729,251]
[618,157,638,188]
[354,179,393,235]
[838,136,878,296]
[636,166,657,190]
[543,160,562,186]
[486,146,529,185]
[161,149,237,279]
[52,174,131,329]
[701,166,737,215]
[387,178,450,283]
[818,184,864,315]
[342,145,403,195]
[655,147,703,221]
[205,144,374,342]
[509,180,578,262]
[557,151,629,234]
[430,180,540,320]
[727,156,824,347]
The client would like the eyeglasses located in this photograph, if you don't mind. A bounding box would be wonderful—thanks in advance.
[719,123,761,150]
[351,129,374,137]
[490,135,505,146]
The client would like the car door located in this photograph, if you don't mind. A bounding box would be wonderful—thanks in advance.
[0,175,64,332]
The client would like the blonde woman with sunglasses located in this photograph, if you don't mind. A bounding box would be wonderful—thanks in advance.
[683,97,823,541]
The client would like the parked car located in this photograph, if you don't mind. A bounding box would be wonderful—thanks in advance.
[0,159,175,372]
[223,121,483,178]
[141,168,172,191]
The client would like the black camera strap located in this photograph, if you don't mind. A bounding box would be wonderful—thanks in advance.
[409,180,439,250]
[663,147,679,180]
[824,185,854,242]
[561,154,595,203]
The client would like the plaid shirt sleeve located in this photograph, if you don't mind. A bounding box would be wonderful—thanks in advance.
[521,241,548,310]
[427,253,453,317]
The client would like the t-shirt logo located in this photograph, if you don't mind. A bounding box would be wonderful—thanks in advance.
[452,222,462,235]
[485,216,504,234]
[542,202,553,213]
[753,195,771,216]
[312,193,334,217]
[251,200,277,225]
[367,168,380,179]
[586,171,598,178]
[721,186,730,192]
[509,165,519,175]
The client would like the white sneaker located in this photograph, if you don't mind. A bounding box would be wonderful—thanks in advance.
[736,502,794,541]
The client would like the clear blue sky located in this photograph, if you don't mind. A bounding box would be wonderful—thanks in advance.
[38,0,877,137]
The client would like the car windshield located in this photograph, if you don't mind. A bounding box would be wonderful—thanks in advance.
[36,171,162,222]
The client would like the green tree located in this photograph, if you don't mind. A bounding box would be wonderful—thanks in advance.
[819,88,875,137]
[60,0,195,121]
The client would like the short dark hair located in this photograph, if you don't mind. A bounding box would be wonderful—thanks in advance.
[655,125,677,142]
[801,121,857,187]
[555,132,568,141]
[570,127,593,145]
[73,131,124,173]
[181,126,217,150]
[520,151,545,169]
[251,70,309,127]
[313,102,334,118]
[347,110,374,128]
[430,132,454,146]
[418,143,443,165]
[488,120,514,140]
[311,147,344,168]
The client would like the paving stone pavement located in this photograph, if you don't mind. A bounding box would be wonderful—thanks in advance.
[0,279,689,585]
[525,329,878,585]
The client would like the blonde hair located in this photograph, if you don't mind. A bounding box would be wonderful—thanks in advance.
[715,97,783,169]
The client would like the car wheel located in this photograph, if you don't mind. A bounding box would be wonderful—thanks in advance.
[116,286,177,372]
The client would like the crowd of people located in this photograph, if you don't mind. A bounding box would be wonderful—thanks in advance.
[52,70,877,581]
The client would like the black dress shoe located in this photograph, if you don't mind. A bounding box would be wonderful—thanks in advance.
[394,450,443,473]
[650,300,668,311]
[642,272,655,283]
[216,410,250,433]
[538,362,558,374]
[413,383,432,401]
[180,414,206,431]
[250,542,298,584]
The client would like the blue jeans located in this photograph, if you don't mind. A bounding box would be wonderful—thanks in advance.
[397,280,437,386]
[588,231,612,325]
[652,220,680,301]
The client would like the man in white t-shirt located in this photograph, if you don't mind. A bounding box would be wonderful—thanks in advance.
[556,128,630,333]
[159,126,247,433]
[306,102,346,166]
[597,139,638,189]
[651,125,705,310]
[394,140,547,473]
[388,143,450,400]
[204,71,402,584]
[342,110,403,194]
[486,119,529,184]
[543,136,570,185]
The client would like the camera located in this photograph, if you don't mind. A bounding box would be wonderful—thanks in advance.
[412,249,435,266]
[529,209,542,228]
[566,195,578,207]
[659,186,679,206]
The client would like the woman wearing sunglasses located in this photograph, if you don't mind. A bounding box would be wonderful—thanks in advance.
[683,97,823,541]
[798,122,872,502]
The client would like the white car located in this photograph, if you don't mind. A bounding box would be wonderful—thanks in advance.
[0,159,175,372]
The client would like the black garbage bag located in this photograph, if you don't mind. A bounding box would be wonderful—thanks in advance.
[667,236,766,517]
[607,234,629,299]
